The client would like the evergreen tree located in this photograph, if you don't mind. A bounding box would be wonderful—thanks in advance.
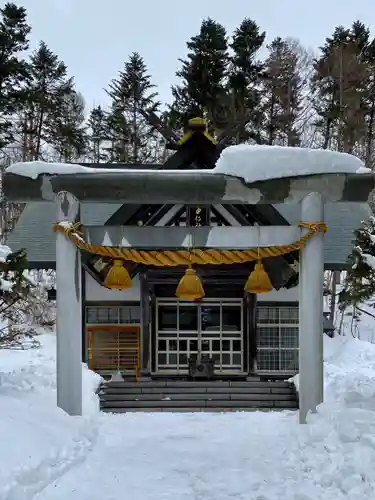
[171,18,229,131]
[340,216,375,307]
[0,247,40,348]
[0,3,31,148]
[311,22,371,152]
[227,18,266,143]
[105,104,131,162]
[260,37,303,146]
[87,105,108,162]
[24,41,74,159]
[47,91,87,161]
[361,37,375,168]
[106,52,160,163]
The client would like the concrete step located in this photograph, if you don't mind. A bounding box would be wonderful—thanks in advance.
[100,386,293,395]
[99,379,298,413]
[102,380,293,389]
[102,407,294,413]
[100,392,296,402]
[100,398,298,409]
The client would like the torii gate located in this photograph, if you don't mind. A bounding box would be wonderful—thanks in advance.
[3,154,374,424]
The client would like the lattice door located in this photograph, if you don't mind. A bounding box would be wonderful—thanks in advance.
[87,325,140,378]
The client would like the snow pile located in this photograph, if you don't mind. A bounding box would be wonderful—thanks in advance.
[0,332,101,408]
[0,245,14,291]
[0,331,102,498]
[285,334,375,498]
[323,335,375,410]
[215,144,370,183]
[0,245,12,262]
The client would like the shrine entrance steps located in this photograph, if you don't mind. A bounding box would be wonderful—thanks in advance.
[98,379,299,413]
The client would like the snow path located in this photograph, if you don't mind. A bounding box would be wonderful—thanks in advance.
[2,421,99,500]
[31,410,349,500]
[35,412,298,500]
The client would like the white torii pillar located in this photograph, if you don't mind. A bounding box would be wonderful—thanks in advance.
[55,191,83,416]
[299,192,325,424]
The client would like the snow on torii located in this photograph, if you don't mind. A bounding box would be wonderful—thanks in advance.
[3,145,372,424]
[3,145,373,205]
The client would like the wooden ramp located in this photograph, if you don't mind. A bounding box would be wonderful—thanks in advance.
[98,380,299,413]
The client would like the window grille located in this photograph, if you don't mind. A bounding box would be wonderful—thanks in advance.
[86,305,141,325]
[257,305,299,373]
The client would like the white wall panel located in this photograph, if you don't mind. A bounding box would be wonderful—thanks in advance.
[85,271,140,301]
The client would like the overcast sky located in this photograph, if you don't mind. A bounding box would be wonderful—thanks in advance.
[19,0,375,109]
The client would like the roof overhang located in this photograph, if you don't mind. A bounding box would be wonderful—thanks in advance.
[27,261,56,270]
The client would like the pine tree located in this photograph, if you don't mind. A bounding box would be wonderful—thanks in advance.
[47,91,87,162]
[0,247,40,348]
[106,52,160,163]
[24,41,74,159]
[171,18,229,131]
[340,216,375,307]
[0,3,31,149]
[0,248,30,313]
[311,22,371,152]
[360,36,375,168]
[105,104,130,162]
[87,105,108,162]
[227,18,266,143]
[260,37,304,146]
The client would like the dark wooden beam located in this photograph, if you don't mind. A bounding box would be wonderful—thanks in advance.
[146,263,293,291]
[26,261,56,270]
[247,293,258,375]
[5,170,373,204]
[140,270,151,375]
[136,109,179,145]
[81,265,86,363]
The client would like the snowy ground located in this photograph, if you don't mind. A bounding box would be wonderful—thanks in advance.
[2,329,375,499]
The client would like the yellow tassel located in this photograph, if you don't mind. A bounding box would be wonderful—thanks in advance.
[103,260,132,290]
[175,267,205,300]
[244,260,273,294]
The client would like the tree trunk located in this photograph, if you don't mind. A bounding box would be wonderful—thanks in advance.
[365,87,375,168]
[35,108,45,160]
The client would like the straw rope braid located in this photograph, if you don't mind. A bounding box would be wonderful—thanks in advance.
[52,222,327,266]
